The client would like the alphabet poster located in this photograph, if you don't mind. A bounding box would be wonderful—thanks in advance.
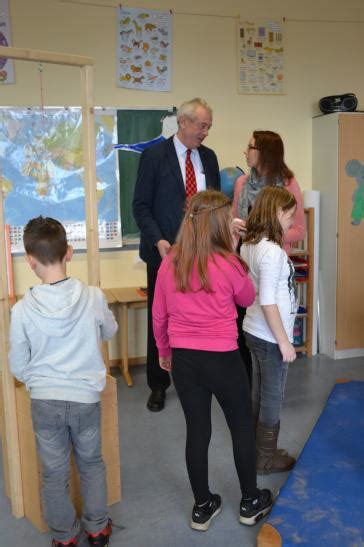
[117,7,172,92]
[238,20,285,94]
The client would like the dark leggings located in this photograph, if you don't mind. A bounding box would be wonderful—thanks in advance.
[236,306,253,387]
[172,348,258,504]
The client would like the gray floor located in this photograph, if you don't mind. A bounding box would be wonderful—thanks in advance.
[1,353,364,546]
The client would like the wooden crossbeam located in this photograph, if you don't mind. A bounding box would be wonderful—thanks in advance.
[0,46,93,67]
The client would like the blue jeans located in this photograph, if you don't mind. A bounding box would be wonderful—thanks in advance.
[31,399,109,542]
[244,333,289,427]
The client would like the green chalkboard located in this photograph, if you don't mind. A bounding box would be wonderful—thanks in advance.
[117,109,170,239]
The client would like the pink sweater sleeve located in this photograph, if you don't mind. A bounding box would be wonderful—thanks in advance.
[152,258,171,358]
[232,174,248,218]
[284,177,305,248]
[230,257,256,308]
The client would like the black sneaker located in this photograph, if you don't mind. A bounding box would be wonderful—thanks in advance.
[190,493,222,531]
[239,488,272,526]
[86,518,112,546]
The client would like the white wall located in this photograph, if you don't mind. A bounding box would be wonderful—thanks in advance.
[3,0,364,356]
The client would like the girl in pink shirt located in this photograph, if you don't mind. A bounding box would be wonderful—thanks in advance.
[153,190,272,532]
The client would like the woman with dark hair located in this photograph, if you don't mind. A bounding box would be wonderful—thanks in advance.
[233,130,305,246]
[232,131,305,384]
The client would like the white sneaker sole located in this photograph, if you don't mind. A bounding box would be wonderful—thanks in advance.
[190,506,222,531]
[239,504,272,526]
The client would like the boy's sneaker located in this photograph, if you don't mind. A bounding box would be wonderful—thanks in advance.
[239,488,273,526]
[190,493,222,531]
[52,539,77,546]
[86,519,112,546]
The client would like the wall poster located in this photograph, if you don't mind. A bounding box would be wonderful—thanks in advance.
[0,107,121,252]
[117,6,172,92]
[0,0,15,84]
[238,19,285,94]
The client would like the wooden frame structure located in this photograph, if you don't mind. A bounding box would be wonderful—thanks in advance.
[0,45,108,520]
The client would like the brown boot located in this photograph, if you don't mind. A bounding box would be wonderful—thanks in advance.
[256,421,295,475]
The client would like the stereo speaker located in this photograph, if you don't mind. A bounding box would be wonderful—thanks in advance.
[319,93,358,114]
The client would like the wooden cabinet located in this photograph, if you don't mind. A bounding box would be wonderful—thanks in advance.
[313,113,364,358]
[290,208,314,358]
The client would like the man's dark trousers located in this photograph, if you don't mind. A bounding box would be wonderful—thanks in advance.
[146,262,171,391]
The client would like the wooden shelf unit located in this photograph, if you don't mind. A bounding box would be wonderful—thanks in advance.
[290,207,314,358]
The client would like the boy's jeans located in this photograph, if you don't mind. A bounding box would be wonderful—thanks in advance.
[244,332,289,427]
[31,399,109,542]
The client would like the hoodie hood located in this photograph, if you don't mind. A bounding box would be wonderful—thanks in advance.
[22,278,89,338]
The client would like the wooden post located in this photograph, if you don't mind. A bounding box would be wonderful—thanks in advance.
[0,186,24,518]
[80,64,110,364]
[81,64,100,287]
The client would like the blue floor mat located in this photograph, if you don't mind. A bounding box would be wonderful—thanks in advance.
[266,381,364,547]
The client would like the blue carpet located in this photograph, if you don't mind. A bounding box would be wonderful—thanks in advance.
[266,381,364,546]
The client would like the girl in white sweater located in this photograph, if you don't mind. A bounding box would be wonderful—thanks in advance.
[241,186,298,474]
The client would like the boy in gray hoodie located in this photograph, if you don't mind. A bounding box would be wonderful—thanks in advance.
[9,216,118,547]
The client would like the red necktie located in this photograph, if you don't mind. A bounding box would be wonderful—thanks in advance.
[185,149,197,200]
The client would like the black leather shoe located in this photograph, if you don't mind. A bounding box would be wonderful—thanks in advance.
[147,390,166,412]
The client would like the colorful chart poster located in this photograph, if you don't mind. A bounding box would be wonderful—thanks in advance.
[0,0,15,84]
[238,20,284,94]
[117,6,172,92]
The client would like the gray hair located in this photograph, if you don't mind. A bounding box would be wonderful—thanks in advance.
[177,97,212,123]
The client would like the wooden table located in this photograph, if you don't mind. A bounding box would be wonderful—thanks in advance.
[103,287,147,387]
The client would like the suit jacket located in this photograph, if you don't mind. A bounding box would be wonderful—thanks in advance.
[132,136,220,267]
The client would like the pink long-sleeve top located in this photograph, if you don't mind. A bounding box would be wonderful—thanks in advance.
[153,252,256,357]
[232,174,305,251]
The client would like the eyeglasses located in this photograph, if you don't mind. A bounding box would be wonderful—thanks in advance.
[247,144,259,151]
[189,119,211,131]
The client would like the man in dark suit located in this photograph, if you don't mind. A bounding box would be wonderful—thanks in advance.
[133,98,220,411]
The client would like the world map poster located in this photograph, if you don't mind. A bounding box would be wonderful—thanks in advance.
[0,107,121,251]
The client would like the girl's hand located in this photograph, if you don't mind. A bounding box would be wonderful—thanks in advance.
[279,341,297,363]
[231,217,247,238]
[159,356,172,371]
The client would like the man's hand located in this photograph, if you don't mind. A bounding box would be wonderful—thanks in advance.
[159,356,172,371]
[278,340,297,363]
[156,239,171,258]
